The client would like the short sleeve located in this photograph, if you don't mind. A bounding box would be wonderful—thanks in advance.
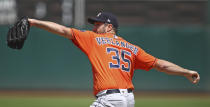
[71,28,94,54]
[134,47,157,71]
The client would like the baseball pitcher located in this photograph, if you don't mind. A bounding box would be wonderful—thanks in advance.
[7,12,200,107]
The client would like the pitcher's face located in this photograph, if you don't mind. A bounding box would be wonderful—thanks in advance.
[93,22,107,34]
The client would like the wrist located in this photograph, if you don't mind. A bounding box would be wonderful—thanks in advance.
[28,18,35,26]
[183,69,192,77]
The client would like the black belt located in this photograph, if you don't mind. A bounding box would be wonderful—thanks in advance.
[96,89,133,98]
[106,89,133,94]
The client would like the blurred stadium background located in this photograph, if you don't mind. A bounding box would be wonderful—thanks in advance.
[0,0,210,107]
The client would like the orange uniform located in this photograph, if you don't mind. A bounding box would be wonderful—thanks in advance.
[71,28,157,96]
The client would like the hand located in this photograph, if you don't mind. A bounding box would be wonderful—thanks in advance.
[7,16,30,49]
[185,70,200,84]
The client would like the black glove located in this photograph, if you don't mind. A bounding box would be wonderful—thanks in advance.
[7,16,30,49]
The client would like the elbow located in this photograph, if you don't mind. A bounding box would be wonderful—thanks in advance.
[157,65,168,72]
[61,27,72,39]
[154,59,169,72]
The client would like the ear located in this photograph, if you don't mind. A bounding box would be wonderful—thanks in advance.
[106,24,113,32]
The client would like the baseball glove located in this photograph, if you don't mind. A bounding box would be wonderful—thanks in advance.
[7,16,30,49]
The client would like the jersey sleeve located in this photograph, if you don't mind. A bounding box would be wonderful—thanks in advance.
[70,28,94,54]
[134,46,157,71]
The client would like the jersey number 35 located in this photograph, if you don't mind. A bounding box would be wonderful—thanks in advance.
[106,47,131,72]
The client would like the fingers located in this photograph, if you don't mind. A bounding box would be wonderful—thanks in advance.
[191,72,200,84]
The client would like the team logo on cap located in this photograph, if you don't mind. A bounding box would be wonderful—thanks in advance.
[97,12,101,17]
[107,19,111,23]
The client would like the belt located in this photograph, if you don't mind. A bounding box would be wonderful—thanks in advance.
[96,89,133,98]
[106,89,133,94]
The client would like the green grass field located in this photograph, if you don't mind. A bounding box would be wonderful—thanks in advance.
[0,95,210,107]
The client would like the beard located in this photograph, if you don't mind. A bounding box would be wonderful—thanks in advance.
[93,26,106,34]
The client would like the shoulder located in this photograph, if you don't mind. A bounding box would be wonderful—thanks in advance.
[71,28,97,38]
[71,28,93,34]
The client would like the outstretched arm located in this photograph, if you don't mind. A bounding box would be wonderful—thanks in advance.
[154,59,200,84]
[28,18,72,39]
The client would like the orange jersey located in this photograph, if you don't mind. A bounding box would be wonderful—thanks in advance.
[71,28,157,95]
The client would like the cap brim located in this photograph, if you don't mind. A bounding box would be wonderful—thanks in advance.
[88,17,105,24]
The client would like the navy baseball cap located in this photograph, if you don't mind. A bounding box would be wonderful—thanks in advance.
[88,12,119,29]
